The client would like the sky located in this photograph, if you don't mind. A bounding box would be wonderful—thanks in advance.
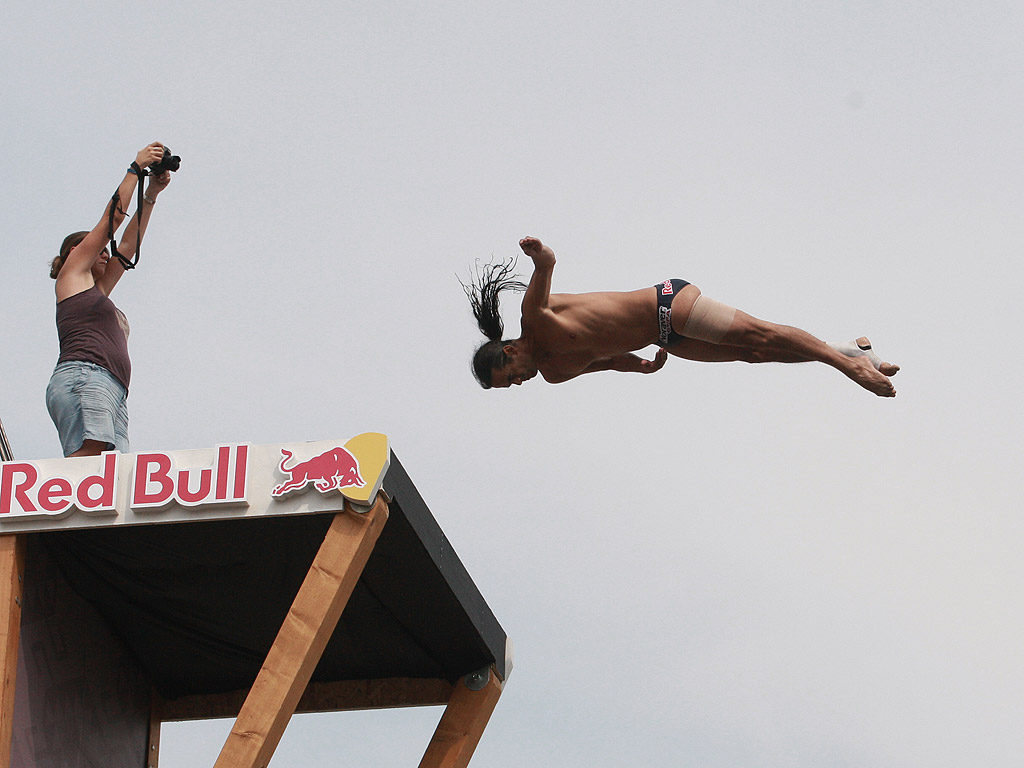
[2,1,1023,765]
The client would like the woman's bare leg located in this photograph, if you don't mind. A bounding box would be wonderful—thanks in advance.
[68,439,107,457]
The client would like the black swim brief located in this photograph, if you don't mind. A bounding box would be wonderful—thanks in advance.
[655,279,691,347]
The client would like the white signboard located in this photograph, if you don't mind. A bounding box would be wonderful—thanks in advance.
[0,433,389,533]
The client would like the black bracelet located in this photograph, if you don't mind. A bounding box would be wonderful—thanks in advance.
[127,162,147,177]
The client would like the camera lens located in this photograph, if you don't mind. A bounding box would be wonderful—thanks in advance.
[152,147,181,174]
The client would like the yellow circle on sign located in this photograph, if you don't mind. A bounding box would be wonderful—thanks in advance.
[342,433,389,504]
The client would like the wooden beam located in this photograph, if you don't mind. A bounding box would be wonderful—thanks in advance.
[158,677,453,722]
[213,496,388,768]
[0,535,25,768]
[147,690,163,768]
[296,677,452,714]
[419,668,503,768]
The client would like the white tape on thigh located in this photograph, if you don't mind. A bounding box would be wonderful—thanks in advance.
[681,296,737,343]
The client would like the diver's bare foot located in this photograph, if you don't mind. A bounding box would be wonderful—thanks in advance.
[829,337,901,376]
[855,337,900,376]
[845,354,896,397]
[519,236,555,262]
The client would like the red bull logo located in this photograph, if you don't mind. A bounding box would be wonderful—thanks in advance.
[271,446,365,498]
[0,433,388,532]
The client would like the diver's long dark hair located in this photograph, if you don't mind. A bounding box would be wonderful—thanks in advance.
[460,257,527,388]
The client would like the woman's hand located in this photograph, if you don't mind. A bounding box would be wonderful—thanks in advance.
[147,171,171,198]
[135,142,164,169]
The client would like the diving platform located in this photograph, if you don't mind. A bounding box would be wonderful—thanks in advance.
[0,437,510,767]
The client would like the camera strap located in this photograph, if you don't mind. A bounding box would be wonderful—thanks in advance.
[108,162,146,270]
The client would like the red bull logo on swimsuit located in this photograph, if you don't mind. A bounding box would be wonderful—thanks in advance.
[0,433,389,532]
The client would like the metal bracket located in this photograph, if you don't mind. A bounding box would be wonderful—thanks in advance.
[345,490,390,516]
[462,666,491,691]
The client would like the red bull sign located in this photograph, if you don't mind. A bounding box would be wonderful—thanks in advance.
[272,446,364,498]
[0,433,389,533]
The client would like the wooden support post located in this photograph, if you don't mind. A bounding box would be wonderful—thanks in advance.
[0,535,26,768]
[419,668,503,768]
[147,691,163,768]
[213,496,388,768]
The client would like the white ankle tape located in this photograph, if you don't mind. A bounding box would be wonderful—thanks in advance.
[828,340,883,371]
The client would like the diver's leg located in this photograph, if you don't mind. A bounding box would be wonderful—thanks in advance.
[719,310,896,397]
[668,288,896,396]
[665,337,808,364]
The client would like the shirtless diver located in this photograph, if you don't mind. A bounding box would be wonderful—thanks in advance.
[462,237,898,396]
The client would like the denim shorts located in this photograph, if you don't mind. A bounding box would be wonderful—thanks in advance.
[45,361,129,457]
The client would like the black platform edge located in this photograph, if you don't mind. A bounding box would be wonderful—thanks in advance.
[383,452,510,681]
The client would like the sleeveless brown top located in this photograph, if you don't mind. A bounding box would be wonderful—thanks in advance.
[56,285,131,393]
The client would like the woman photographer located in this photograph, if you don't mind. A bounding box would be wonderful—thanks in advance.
[46,142,172,457]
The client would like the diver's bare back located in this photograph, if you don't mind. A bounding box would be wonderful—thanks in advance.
[526,289,658,380]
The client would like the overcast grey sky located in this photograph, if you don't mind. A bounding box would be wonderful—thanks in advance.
[3,1,1023,765]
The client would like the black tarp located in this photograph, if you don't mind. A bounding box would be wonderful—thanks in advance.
[37,453,508,699]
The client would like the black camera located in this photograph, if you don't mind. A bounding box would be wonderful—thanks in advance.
[149,147,181,175]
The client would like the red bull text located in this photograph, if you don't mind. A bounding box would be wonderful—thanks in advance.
[1,444,249,519]
[1,452,119,518]
[133,444,248,510]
